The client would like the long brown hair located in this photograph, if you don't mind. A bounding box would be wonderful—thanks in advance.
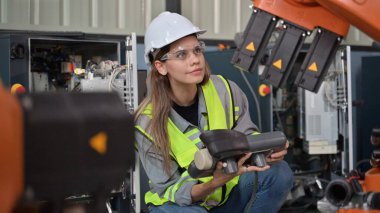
[135,37,211,175]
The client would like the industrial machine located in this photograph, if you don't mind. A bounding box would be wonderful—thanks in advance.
[273,44,380,213]
[0,83,137,213]
[232,0,380,93]
[2,0,380,212]
[0,33,138,110]
[230,1,380,212]
[0,33,139,213]
[321,128,380,212]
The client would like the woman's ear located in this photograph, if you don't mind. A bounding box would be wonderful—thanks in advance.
[154,60,167,76]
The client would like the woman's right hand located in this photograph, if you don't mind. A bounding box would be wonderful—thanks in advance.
[210,153,270,188]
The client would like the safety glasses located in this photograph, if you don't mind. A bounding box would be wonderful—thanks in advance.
[160,41,205,61]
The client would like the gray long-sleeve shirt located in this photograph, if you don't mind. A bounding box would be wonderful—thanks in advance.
[135,75,258,206]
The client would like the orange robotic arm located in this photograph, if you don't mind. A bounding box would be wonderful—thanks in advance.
[316,0,380,42]
[232,0,380,93]
[262,0,380,41]
[255,0,380,41]
[254,0,350,37]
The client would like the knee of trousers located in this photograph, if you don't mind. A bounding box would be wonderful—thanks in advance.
[264,160,294,191]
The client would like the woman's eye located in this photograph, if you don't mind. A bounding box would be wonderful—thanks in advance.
[175,51,187,59]
[194,46,203,54]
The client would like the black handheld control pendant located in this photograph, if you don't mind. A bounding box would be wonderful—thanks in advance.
[188,130,287,178]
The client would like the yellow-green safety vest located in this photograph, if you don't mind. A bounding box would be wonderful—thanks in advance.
[137,75,239,209]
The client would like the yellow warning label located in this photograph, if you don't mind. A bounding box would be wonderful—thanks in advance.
[246,42,255,52]
[89,131,108,155]
[308,62,318,72]
[273,59,282,70]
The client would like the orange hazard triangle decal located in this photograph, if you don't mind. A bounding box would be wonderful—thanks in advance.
[308,62,318,72]
[273,59,282,70]
[246,42,255,52]
[89,131,108,155]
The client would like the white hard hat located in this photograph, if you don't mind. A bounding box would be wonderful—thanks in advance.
[144,11,206,66]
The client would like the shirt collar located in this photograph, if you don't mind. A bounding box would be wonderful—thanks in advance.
[169,86,207,133]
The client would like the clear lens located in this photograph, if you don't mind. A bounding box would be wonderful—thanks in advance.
[160,41,205,61]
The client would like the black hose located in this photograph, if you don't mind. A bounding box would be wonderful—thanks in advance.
[325,179,353,206]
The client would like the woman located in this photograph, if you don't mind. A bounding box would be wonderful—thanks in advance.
[135,11,293,213]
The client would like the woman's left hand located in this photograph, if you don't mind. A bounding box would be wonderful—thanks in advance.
[266,141,289,163]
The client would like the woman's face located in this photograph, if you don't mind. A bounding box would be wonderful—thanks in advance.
[154,36,206,88]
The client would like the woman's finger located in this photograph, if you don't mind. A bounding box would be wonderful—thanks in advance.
[237,152,252,166]
[246,165,270,173]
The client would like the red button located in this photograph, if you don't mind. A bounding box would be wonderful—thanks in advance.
[10,83,26,95]
[259,84,270,97]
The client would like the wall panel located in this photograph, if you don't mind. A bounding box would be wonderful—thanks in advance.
[0,0,374,44]
[0,0,164,36]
